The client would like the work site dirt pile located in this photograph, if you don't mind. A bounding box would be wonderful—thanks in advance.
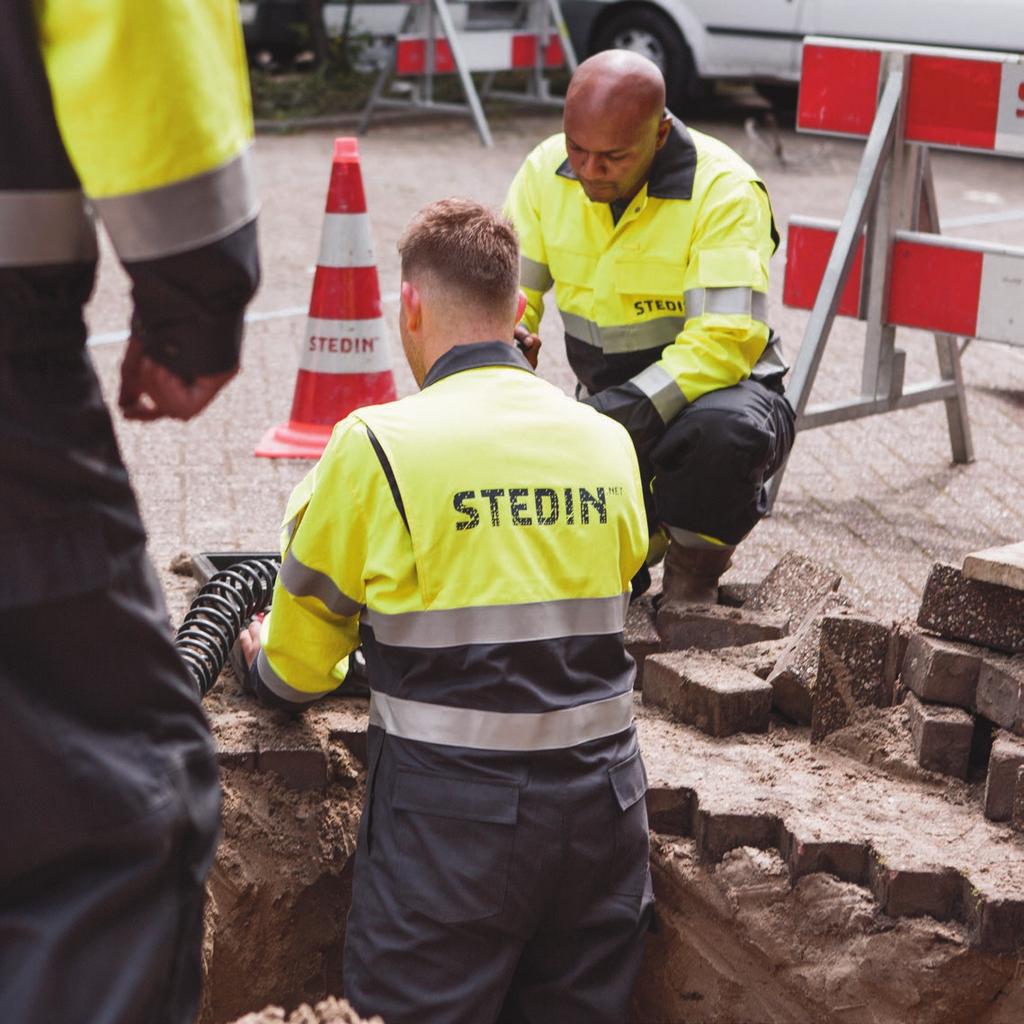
[228,997,382,1023]
[182,548,1024,1023]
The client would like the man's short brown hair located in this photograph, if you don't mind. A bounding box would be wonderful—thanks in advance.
[398,198,519,314]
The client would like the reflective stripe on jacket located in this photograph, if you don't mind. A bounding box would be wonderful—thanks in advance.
[504,118,781,456]
[256,342,649,752]
[0,0,259,376]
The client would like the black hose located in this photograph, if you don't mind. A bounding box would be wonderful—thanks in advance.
[174,558,280,697]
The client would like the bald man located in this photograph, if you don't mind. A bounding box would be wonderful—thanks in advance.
[505,50,795,605]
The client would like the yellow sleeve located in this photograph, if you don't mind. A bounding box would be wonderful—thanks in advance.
[256,418,378,704]
[652,175,775,408]
[504,148,553,336]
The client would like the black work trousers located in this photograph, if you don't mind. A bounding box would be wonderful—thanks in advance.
[343,726,653,1024]
[644,377,796,546]
[0,348,221,1024]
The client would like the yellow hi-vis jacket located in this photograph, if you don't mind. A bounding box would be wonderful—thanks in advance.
[2,0,258,377]
[504,118,783,456]
[254,342,649,752]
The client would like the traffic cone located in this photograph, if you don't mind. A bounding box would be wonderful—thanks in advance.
[255,137,397,459]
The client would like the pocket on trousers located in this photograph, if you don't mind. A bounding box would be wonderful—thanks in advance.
[609,750,651,896]
[394,768,518,924]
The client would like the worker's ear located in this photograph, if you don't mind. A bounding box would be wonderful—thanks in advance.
[400,280,422,331]
[654,114,672,150]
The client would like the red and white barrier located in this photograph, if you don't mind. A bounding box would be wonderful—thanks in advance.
[255,137,397,460]
[784,217,1024,347]
[395,30,564,75]
[799,37,1024,156]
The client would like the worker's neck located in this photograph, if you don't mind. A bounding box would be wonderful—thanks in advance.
[418,323,514,382]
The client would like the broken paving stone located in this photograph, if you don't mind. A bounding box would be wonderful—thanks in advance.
[643,649,772,737]
[745,551,842,630]
[901,633,982,709]
[905,692,974,780]
[918,562,1024,654]
[963,542,1024,593]
[625,595,661,690]
[656,602,789,651]
[714,638,791,680]
[975,655,1024,735]
[811,613,891,742]
[766,593,850,725]
[984,731,1024,821]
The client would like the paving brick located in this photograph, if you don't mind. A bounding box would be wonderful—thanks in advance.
[901,633,982,708]
[717,580,759,608]
[918,562,1024,654]
[963,542,1024,593]
[767,594,849,725]
[624,596,661,690]
[643,650,773,737]
[983,732,1024,821]
[714,638,791,680]
[868,859,964,922]
[905,692,974,780]
[746,551,843,629]
[811,613,891,741]
[964,893,1024,954]
[656,603,789,651]
[693,807,781,863]
[258,747,328,791]
[1012,766,1024,832]
[321,708,371,768]
[976,655,1024,735]
[216,746,259,772]
[645,785,694,836]
[781,834,869,884]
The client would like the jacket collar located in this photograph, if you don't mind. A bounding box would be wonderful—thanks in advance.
[422,340,534,389]
[555,115,697,201]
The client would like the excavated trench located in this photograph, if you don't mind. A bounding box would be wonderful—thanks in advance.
[186,554,1024,1024]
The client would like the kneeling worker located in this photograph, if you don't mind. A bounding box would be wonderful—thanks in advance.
[240,199,653,1024]
[506,50,796,602]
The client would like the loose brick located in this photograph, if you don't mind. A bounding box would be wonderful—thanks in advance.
[905,692,974,780]
[782,834,869,884]
[918,562,1024,654]
[1012,766,1024,832]
[746,551,842,629]
[258,747,328,791]
[643,649,773,737]
[768,594,849,725]
[811,613,891,741]
[964,892,1024,954]
[216,746,259,773]
[868,859,964,922]
[963,542,1024,593]
[901,633,982,708]
[717,580,759,608]
[656,603,789,651]
[321,708,371,767]
[983,731,1024,821]
[715,638,791,680]
[976,655,1024,735]
[693,807,781,862]
[624,595,661,690]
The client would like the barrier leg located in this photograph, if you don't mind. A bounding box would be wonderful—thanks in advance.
[432,0,494,146]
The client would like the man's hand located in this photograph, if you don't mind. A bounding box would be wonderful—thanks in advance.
[238,619,262,670]
[118,335,238,421]
[514,324,542,369]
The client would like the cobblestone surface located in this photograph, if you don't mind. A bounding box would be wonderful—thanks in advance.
[81,106,1024,621]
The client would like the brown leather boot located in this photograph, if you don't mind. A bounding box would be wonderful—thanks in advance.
[661,543,735,607]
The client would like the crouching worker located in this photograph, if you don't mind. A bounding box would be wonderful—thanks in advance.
[239,199,654,1024]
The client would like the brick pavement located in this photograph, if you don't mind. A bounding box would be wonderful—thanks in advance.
[84,106,1024,623]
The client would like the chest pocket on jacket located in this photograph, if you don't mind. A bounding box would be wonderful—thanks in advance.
[547,247,599,287]
[614,258,685,299]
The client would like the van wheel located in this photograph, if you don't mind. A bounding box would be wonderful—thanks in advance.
[591,7,695,113]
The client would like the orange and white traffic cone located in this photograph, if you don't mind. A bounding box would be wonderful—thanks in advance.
[255,137,397,459]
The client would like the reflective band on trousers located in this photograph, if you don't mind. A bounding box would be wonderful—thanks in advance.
[369,689,635,751]
[684,287,767,321]
[0,190,97,267]
[93,147,258,262]
[363,592,630,648]
[279,549,363,617]
[520,254,553,292]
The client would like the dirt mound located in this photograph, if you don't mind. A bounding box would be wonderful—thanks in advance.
[228,996,382,1023]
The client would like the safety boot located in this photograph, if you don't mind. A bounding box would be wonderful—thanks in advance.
[660,542,735,607]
